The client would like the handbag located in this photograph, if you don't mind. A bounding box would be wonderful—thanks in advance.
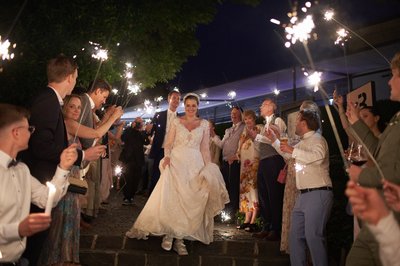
[68,175,88,195]
[277,163,288,184]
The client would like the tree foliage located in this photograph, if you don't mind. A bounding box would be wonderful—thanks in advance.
[0,0,259,105]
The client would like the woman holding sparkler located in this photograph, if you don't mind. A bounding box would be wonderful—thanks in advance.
[38,94,122,266]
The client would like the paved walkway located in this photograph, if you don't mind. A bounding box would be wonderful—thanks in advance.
[81,189,255,241]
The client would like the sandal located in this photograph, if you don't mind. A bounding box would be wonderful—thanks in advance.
[236,222,250,229]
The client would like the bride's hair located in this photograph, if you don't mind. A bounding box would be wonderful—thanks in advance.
[183,93,200,105]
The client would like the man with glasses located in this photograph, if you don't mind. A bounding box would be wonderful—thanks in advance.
[0,103,77,265]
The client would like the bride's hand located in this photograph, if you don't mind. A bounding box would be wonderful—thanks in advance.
[162,157,171,169]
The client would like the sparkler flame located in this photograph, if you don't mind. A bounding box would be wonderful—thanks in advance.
[127,82,141,95]
[220,211,231,222]
[114,165,123,176]
[334,28,350,46]
[284,15,315,47]
[324,10,334,21]
[0,36,16,61]
[273,88,280,95]
[307,71,322,92]
[227,91,237,99]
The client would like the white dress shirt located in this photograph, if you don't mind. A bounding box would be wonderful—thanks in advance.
[0,150,69,262]
[272,131,332,189]
[367,212,400,266]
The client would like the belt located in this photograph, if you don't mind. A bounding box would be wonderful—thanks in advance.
[300,186,332,194]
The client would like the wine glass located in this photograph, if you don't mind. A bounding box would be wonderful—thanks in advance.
[350,144,368,166]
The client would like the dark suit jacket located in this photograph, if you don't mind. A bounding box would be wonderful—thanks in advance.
[119,128,145,165]
[20,87,82,183]
[149,110,167,159]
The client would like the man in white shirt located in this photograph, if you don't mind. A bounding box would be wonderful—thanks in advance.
[0,103,77,265]
[267,109,333,266]
[248,98,286,241]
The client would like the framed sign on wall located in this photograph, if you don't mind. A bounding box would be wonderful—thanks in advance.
[347,81,376,108]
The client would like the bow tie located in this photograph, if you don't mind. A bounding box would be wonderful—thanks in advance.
[8,159,19,168]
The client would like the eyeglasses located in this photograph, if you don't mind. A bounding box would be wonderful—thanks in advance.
[15,125,35,134]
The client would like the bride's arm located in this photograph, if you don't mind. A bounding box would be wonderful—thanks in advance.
[200,120,212,164]
[162,118,177,168]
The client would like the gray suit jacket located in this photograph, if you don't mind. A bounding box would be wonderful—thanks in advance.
[352,112,400,187]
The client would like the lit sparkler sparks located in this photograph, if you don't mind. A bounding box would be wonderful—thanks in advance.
[227,91,237,99]
[0,36,16,61]
[324,10,334,21]
[112,88,119,95]
[284,15,315,47]
[200,93,207,98]
[89,41,108,61]
[307,71,322,92]
[220,211,231,222]
[273,88,280,95]
[334,28,350,46]
[154,96,163,102]
[144,99,155,115]
[114,165,123,176]
[127,82,141,95]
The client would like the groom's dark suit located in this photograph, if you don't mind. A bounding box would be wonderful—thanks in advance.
[148,110,168,192]
[20,87,82,266]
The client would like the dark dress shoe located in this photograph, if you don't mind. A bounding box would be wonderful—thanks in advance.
[245,223,258,233]
[252,230,270,239]
[265,231,281,241]
[236,222,250,229]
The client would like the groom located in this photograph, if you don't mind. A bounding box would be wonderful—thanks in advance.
[148,89,180,193]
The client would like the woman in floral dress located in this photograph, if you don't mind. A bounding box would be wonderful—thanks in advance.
[236,110,263,232]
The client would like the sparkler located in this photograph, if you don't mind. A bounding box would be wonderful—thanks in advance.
[0,37,16,61]
[227,91,237,99]
[273,88,280,95]
[323,9,390,64]
[334,28,350,46]
[220,211,231,222]
[272,2,386,179]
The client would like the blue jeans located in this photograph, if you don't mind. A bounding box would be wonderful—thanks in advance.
[289,190,333,266]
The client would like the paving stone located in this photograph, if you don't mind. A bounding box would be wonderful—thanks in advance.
[117,252,146,266]
[80,235,94,249]
[96,235,124,250]
[80,250,115,266]
[124,236,164,252]
[200,255,233,266]
[226,241,255,257]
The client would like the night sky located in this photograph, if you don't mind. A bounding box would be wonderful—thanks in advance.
[170,0,400,94]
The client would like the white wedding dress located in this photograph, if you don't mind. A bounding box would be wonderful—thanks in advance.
[126,118,229,244]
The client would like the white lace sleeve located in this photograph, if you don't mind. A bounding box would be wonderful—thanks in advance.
[200,120,211,164]
[164,118,177,157]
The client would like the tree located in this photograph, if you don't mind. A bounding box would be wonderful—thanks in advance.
[0,0,259,105]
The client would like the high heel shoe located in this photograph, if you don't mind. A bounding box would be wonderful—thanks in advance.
[236,222,250,229]
[173,239,188,256]
[161,235,173,251]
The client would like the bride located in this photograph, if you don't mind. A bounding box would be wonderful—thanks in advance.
[126,93,229,255]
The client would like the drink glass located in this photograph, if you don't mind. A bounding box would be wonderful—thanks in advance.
[280,132,289,145]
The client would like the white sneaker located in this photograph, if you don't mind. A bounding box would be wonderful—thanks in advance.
[161,235,173,251]
[173,239,188,256]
